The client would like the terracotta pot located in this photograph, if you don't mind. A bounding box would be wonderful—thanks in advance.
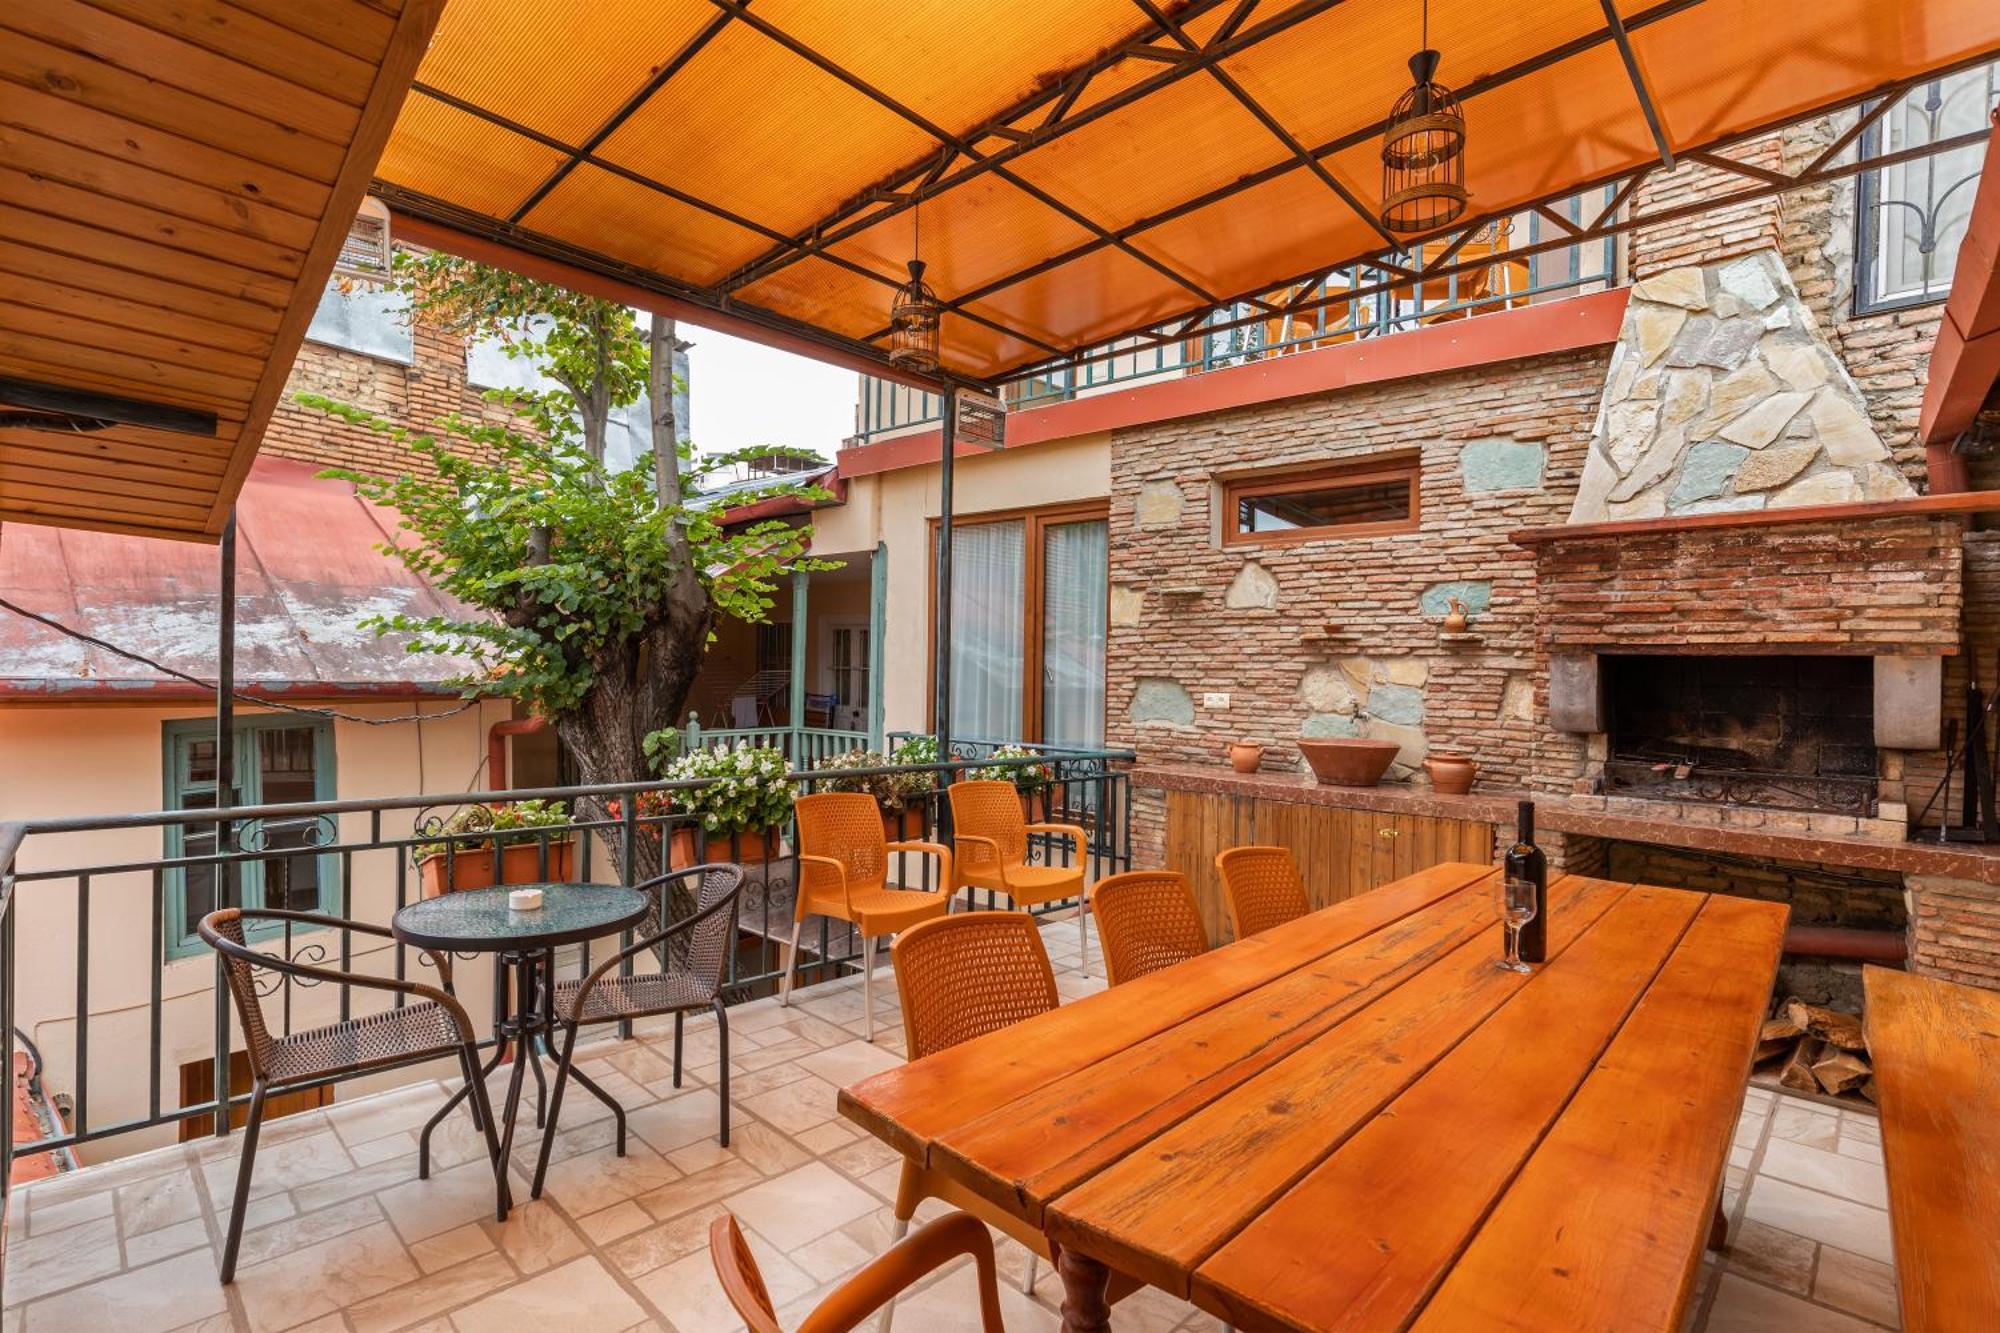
[672,826,780,868]
[418,838,575,897]
[1019,789,1049,824]
[882,806,920,843]
[1424,753,1479,795]
[1297,738,1401,787]
[1226,741,1264,774]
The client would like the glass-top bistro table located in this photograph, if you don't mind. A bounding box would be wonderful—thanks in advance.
[391,883,650,1217]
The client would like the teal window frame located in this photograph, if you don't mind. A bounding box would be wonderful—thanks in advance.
[162,715,340,961]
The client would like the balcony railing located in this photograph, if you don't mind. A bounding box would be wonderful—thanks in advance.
[849,182,1623,444]
[0,749,1131,1194]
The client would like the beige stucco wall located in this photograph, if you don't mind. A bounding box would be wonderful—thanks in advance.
[0,696,523,1163]
[807,432,1112,736]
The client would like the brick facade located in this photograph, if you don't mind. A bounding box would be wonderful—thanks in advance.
[261,320,517,478]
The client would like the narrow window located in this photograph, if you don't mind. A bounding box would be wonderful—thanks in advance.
[1222,454,1420,546]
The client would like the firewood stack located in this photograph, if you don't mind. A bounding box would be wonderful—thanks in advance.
[1755,998,1875,1103]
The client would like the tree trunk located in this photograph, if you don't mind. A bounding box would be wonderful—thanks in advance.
[648,314,683,514]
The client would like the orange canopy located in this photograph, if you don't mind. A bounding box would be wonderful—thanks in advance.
[379,0,2000,386]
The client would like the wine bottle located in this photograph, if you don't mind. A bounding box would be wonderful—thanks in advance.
[1506,800,1548,964]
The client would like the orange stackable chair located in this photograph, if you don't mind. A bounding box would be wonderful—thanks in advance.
[882,911,1139,1324]
[1089,869,1211,986]
[786,791,952,1042]
[1215,844,1312,940]
[946,778,1093,975]
[710,1210,1003,1333]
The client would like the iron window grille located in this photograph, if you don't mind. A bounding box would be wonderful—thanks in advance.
[1854,61,1998,316]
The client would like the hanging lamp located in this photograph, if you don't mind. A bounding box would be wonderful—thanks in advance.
[888,205,942,372]
[1379,0,1467,234]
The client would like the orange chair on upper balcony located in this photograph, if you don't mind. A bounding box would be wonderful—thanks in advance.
[946,779,1093,975]
[1215,844,1313,940]
[785,792,952,1042]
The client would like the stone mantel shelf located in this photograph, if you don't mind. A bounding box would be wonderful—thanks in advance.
[1508,488,2000,546]
[1133,764,2000,887]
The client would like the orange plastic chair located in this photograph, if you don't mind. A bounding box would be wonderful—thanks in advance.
[786,791,952,1041]
[1216,844,1312,940]
[1089,870,1210,986]
[710,1210,1003,1333]
[947,779,1092,975]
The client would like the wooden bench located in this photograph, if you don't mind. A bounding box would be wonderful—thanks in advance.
[1863,965,2000,1331]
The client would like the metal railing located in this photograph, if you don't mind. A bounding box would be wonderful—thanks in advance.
[679,721,869,768]
[849,181,1623,443]
[0,748,1131,1194]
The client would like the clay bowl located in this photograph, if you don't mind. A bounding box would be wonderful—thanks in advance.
[1297,737,1401,787]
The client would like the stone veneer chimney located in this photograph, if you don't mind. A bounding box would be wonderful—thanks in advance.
[1570,248,1914,523]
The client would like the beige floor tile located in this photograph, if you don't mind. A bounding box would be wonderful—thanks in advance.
[739,1075,843,1136]
[1760,1138,1889,1209]
[24,1187,114,1237]
[200,1128,355,1202]
[633,1235,812,1333]
[797,1039,903,1087]
[1770,1102,1842,1152]
[20,1252,230,1333]
[346,1250,518,1333]
[409,1221,496,1274]
[233,1220,420,1332]
[539,1140,682,1215]
[232,1195,384,1271]
[627,1091,733,1155]
[3,1216,124,1306]
[634,1158,763,1223]
[377,1158,514,1244]
[1743,1178,1893,1266]
[727,1162,881,1252]
[792,1119,859,1156]
[890,1258,1062,1332]
[489,1196,588,1273]
[1722,1219,1815,1295]
[1703,1274,1876,1332]
[125,1216,213,1269]
[326,1082,457,1149]
[1813,1245,1900,1328]
[577,1198,654,1246]
[116,1168,204,1238]
[450,1256,647,1333]
[605,1202,733,1279]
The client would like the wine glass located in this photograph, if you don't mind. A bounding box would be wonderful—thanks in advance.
[1496,874,1536,974]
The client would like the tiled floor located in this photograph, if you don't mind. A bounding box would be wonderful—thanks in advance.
[4,916,1900,1332]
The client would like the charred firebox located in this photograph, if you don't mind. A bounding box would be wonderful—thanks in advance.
[1602,655,1877,816]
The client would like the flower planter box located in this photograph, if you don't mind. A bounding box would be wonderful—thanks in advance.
[669,826,783,868]
[417,838,575,897]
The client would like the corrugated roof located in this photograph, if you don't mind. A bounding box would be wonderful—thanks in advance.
[375,0,2000,385]
[0,457,485,700]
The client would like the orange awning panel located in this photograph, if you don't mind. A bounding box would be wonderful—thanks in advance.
[377,0,2000,386]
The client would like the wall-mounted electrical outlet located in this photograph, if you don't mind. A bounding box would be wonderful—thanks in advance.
[1202,691,1231,709]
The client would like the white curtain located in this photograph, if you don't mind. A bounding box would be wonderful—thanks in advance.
[948,520,1025,743]
[1042,519,1108,748]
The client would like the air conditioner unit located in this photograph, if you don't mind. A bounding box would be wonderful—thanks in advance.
[333,197,393,284]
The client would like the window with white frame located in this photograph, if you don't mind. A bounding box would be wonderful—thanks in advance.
[1855,61,1999,314]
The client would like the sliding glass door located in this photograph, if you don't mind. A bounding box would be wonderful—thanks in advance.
[1042,518,1107,749]
[947,519,1026,744]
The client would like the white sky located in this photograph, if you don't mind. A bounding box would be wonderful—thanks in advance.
[680,321,859,461]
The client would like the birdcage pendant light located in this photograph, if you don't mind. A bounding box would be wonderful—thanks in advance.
[888,207,942,372]
[1380,0,1467,234]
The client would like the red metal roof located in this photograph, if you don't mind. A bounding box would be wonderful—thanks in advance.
[0,457,486,701]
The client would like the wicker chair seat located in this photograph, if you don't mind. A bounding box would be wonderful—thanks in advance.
[801,883,951,935]
[553,970,714,1024]
[264,999,465,1085]
[958,861,1083,904]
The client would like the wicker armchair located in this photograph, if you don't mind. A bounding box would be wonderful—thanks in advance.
[1090,870,1211,986]
[1216,844,1312,940]
[786,792,952,1042]
[198,908,501,1284]
[710,1210,1003,1333]
[530,863,745,1200]
[946,778,1092,974]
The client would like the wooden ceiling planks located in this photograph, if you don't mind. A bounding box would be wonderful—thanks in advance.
[0,0,444,543]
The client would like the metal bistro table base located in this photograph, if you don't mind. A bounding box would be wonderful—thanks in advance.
[393,884,653,1221]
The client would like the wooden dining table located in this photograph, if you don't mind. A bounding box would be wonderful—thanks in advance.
[840,861,1787,1331]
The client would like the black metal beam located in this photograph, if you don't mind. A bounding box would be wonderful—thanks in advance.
[996,117,1995,384]
[1599,0,1677,170]
[703,0,1221,306]
[0,376,218,437]
[715,0,1332,295]
[507,5,740,224]
[1132,0,1399,250]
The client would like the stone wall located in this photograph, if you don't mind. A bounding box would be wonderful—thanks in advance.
[1106,348,1606,787]
[262,321,516,478]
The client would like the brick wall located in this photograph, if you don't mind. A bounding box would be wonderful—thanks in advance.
[1531,515,1965,657]
[1907,875,2000,990]
[261,321,519,478]
[1106,348,1606,789]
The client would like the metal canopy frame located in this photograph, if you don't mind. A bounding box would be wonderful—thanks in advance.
[377,0,2000,390]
